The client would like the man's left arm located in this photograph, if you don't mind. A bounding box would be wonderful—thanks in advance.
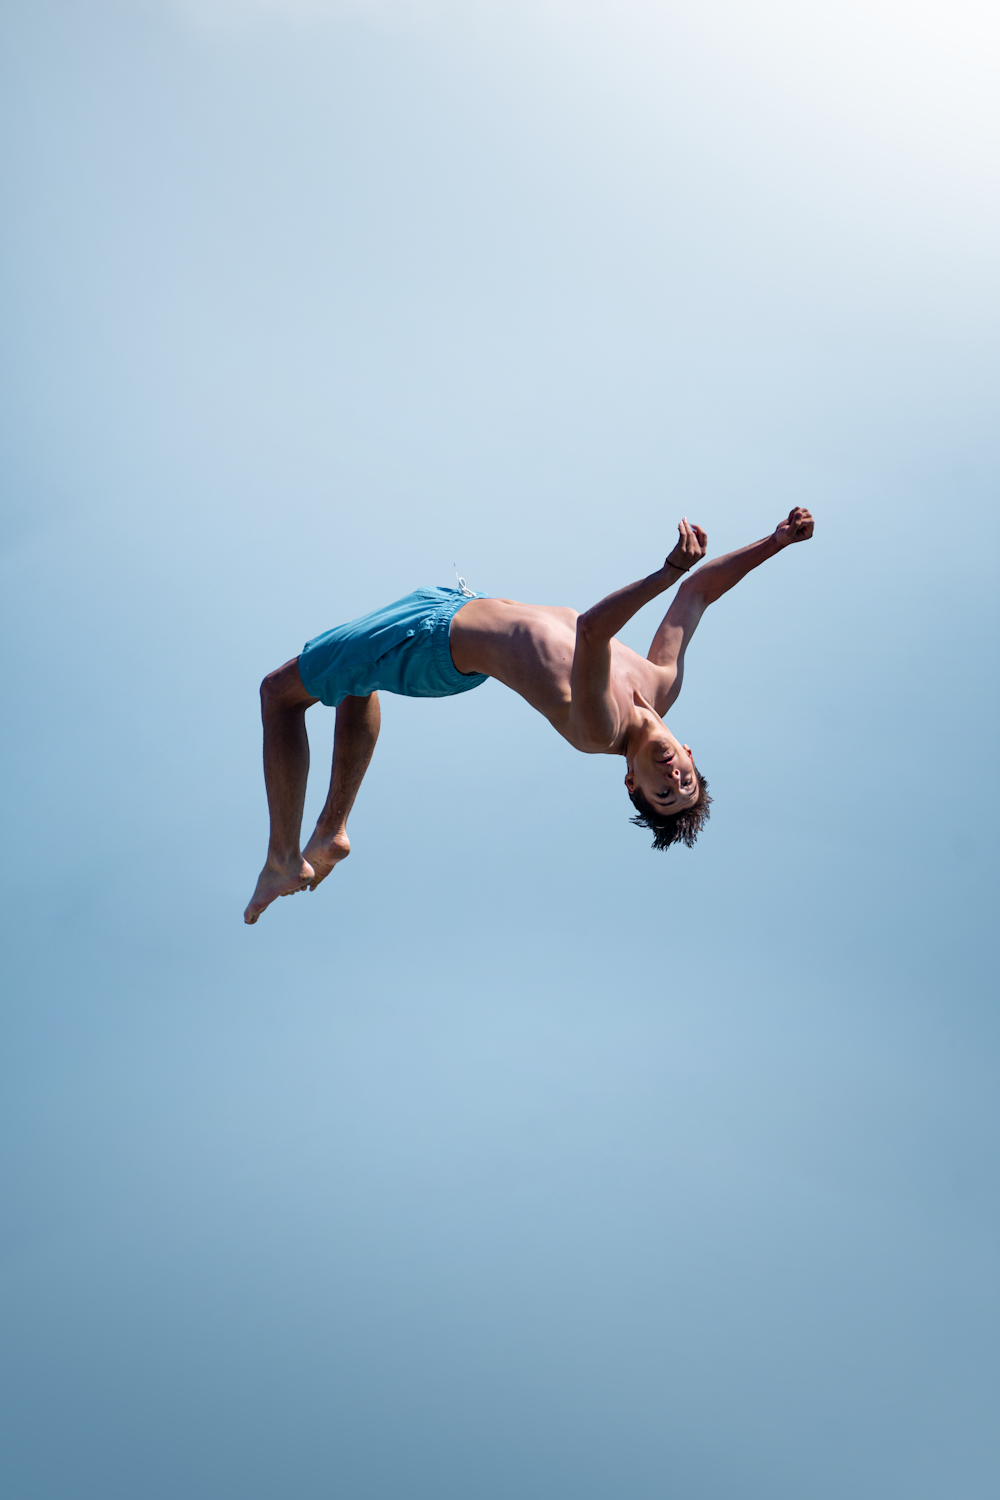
[647,506,815,691]
[568,519,708,748]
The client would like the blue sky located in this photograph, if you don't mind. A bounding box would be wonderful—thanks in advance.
[1,2,998,1496]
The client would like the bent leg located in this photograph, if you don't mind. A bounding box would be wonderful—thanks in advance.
[303,692,381,890]
[244,658,319,925]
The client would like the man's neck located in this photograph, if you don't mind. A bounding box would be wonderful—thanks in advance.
[620,694,662,763]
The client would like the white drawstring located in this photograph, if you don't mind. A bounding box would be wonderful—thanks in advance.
[454,567,476,598]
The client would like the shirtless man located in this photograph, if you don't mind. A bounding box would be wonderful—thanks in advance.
[244,507,814,923]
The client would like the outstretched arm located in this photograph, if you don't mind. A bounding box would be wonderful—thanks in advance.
[568,519,708,748]
[647,507,814,703]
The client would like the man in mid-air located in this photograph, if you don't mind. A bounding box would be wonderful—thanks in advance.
[244,507,814,923]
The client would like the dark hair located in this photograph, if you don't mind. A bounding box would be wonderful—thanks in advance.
[629,766,712,851]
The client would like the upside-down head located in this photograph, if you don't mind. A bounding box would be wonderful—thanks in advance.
[624,726,711,850]
[628,774,711,850]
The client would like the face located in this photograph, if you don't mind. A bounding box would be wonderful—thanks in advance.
[624,726,699,813]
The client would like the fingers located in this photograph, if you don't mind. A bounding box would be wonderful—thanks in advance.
[682,519,707,554]
[668,518,708,570]
[783,505,815,541]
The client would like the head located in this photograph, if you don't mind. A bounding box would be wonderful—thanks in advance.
[624,721,712,851]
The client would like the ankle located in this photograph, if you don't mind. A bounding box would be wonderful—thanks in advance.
[267,847,303,869]
[313,817,349,842]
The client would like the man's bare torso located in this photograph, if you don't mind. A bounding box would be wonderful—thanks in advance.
[450,597,670,753]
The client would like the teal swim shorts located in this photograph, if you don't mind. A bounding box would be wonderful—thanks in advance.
[297,586,490,708]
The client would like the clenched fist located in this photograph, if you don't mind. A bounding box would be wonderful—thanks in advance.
[773,507,814,547]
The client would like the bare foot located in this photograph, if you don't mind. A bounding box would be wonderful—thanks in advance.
[244,854,315,925]
[302,828,351,890]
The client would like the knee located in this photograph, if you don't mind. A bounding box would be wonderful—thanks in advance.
[260,658,313,713]
[259,670,282,708]
[259,665,296,715]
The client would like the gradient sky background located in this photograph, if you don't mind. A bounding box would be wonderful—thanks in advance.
[1,1,998,1496]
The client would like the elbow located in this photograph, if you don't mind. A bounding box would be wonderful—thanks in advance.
[573,720,617,754]
[677,577,710,609]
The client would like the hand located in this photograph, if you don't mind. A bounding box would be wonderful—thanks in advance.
[773,506,814,547]
[665,517,708,574]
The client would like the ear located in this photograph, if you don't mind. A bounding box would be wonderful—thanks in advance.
[624,770,635,792]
